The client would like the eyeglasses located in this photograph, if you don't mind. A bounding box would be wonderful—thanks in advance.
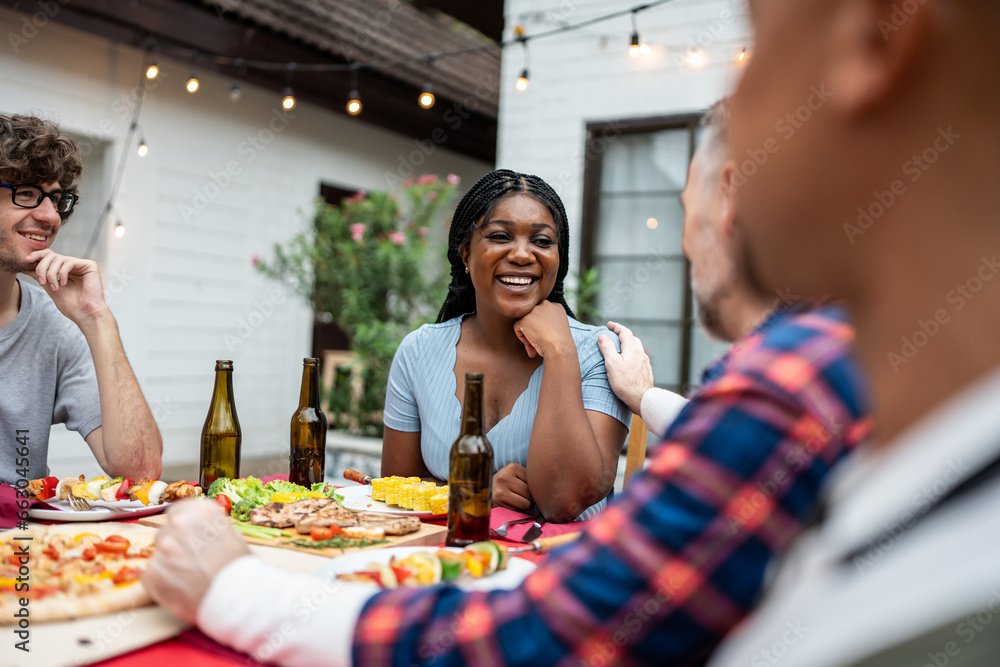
[1,183,79,214]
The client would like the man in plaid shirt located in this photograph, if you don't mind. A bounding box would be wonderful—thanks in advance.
[145,108,870,667]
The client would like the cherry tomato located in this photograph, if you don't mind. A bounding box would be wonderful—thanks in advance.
[214,495,233,514]
[7,555,27,567]
[390,565,413,584]
[115,479,134,501]
[82,547,96,561]
[112,567,142,585]
[327,525,345,537]
[95,538,130,554]
[310,526,333,541]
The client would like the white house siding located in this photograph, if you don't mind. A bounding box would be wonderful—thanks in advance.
[0,5,491,475]
[498,0,751,382]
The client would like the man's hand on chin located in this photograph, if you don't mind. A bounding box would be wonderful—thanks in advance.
[21,249,110,328]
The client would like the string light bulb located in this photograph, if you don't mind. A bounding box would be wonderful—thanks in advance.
[418,83,435,109]
[346,65,362,116]
[515,68,530,92]
[686,47,706,68]
[281,87,296,110]
[738,48,748,64]
[229,80,241,102]
[628,11,649,58]
[114,223,126,239]
[145,62,159,80]
[186,74,200,93]
[347,91,362,115]
[137,138,148,157]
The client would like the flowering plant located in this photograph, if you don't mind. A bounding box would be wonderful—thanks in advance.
[256,175,459,435]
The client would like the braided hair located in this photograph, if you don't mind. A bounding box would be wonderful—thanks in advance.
[436,169,575,323]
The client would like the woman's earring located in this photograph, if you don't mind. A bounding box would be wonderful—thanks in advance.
[465,266,469,273]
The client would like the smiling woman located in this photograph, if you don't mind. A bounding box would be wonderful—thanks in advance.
[380,170,631,522]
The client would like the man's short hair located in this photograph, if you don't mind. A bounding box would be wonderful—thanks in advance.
[697,98,732,183]
[0,114,83,193]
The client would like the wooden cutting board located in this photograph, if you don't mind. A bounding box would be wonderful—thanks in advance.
[138,513,447,557]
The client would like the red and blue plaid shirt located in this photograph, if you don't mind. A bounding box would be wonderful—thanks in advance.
[354,303,871,666]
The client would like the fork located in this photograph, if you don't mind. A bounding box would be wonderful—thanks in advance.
[492,516,536,537]
[67,493,93,511]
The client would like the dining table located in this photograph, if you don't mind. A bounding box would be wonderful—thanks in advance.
[2,475,588,667]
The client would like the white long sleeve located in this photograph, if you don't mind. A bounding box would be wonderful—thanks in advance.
[639,387,689,438]
[197,555,377,666]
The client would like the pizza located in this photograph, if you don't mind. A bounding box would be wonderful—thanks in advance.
[0,523,156,623]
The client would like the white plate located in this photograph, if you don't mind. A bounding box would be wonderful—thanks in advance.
[323,546,535,591]
[28,499,168,522]
[337,484,445,519]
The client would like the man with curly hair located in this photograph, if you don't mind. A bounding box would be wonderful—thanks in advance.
[0,114,161,485]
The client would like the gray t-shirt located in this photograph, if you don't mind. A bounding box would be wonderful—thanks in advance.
[0,277,102,484]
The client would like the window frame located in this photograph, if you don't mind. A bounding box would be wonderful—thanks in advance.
[579,112,704,394]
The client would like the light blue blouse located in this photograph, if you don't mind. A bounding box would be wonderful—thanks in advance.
[383,314,631,520]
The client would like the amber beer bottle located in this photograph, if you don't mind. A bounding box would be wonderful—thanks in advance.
[199,360,242,489]
[446,373,494,547]
[289,358,328,486]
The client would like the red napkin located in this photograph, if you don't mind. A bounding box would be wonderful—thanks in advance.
[489,506,589,542]
[0,483,58,529]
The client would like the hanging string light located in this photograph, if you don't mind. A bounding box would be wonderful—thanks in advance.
[114,223,126,238]
[144,41,159,79]
[737,47,748,64]
[515,36,530,92]
[137,137,148,157]
[418,56,436,109]
[129,0,707,118]
[346,64,362,115]
[281,62,297,109]
[686,46,706,68]
[628,10,649,58]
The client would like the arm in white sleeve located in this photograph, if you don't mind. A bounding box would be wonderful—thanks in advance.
[640,387,689,438]
[197,555,378,667]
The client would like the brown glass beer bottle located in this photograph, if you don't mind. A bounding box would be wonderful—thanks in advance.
[199,360,242,489]
[289,357,328,486]
[446,373,494,546]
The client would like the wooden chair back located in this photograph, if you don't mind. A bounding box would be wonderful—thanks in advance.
[623,414,649,487]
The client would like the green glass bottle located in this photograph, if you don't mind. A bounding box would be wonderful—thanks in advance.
[289,358,328,486]
[199,360,242,489]
[446,373,494,547]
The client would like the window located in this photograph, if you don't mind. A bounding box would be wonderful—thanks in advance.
[581,115,729,395]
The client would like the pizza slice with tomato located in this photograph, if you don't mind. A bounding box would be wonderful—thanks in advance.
[0,524,156,623]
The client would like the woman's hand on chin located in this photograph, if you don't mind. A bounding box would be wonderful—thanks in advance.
[514,301,574,358]
[492,463,534,512]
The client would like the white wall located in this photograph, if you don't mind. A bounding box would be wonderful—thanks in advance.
[498,0,750,377]
[0,6,491,475]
